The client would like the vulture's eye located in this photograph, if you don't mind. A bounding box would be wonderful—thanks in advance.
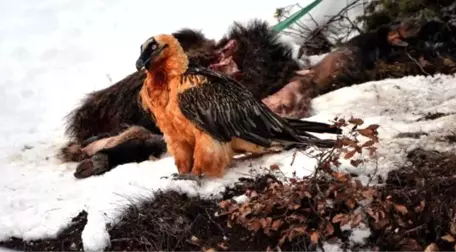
[151,44,157,50]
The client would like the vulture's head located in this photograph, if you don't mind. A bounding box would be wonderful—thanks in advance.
[135,34,187,73]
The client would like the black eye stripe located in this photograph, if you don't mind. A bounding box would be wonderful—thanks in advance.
[141,37,159,53]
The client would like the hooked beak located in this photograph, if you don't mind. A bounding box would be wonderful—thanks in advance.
[135,44,168,71]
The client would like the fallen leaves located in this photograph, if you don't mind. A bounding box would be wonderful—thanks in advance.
[218,164,376,250]
[332,214,349,224]
[394,204,409,215]
[212,118,456,251]
[333,116,380,166]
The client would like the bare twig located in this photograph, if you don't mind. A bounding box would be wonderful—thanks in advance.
[405,51,431,75]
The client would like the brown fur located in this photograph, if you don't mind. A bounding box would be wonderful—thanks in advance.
[261,77,315,119]
[260,22,422,119]
[73,126,166,178]
[81,126,154,156]
[309,23,421,95]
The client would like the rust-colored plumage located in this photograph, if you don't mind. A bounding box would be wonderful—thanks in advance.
[137,34,339,177]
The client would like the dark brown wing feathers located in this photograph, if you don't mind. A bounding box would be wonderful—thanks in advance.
[178,67,339,148]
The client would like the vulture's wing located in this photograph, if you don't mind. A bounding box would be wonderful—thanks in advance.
[178,67,300,147]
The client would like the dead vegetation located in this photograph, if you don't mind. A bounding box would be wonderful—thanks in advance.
[2,114,456,251]
[276,0,456,79]
[2,132,456,251]
[0,211,87,251]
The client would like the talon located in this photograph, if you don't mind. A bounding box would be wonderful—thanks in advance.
[169,173,206,186]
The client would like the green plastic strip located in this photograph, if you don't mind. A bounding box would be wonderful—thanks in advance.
[272,0,323,32]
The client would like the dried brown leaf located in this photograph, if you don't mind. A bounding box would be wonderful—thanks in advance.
[332,214,347,223]
[394,204,408,215]
[349,117,364,126]
[366,207,379,221]
[346,198,357,209]
[288,226,306,240]
[350,159,363,167]
[441,234,455,243]
[240,207,252,218]
[357,128,374,138]
[270,164,280,171]
[325,184,338,197]
[362,140,376,148]
[344,149,357,159]
[362,188,375,200]
[260,218,270,229]
[355,145,363,153]
[310,232,320,244]
[342,138,358,147]
[351,213,363,228]
[271,219,282,231]
[219,200,231,209]
[291,204,300,210]
[367,124,380,131]
[340,216,350,227]
[250,220,262,232]
[324,223,335,236]
[451,223,456,236]
[303,191,312,198]
[293,226,306,235]
[424,243,439,252]
[372,218,389,230]
[333,172,348,182]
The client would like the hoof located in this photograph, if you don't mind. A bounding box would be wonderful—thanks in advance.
[73,153,110,179]
[74,159,95,179]
[91,153,110,175]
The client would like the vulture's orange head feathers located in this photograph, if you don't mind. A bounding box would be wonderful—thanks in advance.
[136,34,189,76]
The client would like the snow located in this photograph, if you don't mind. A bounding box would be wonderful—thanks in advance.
[309,74,456,184]
[1,0,456,251]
